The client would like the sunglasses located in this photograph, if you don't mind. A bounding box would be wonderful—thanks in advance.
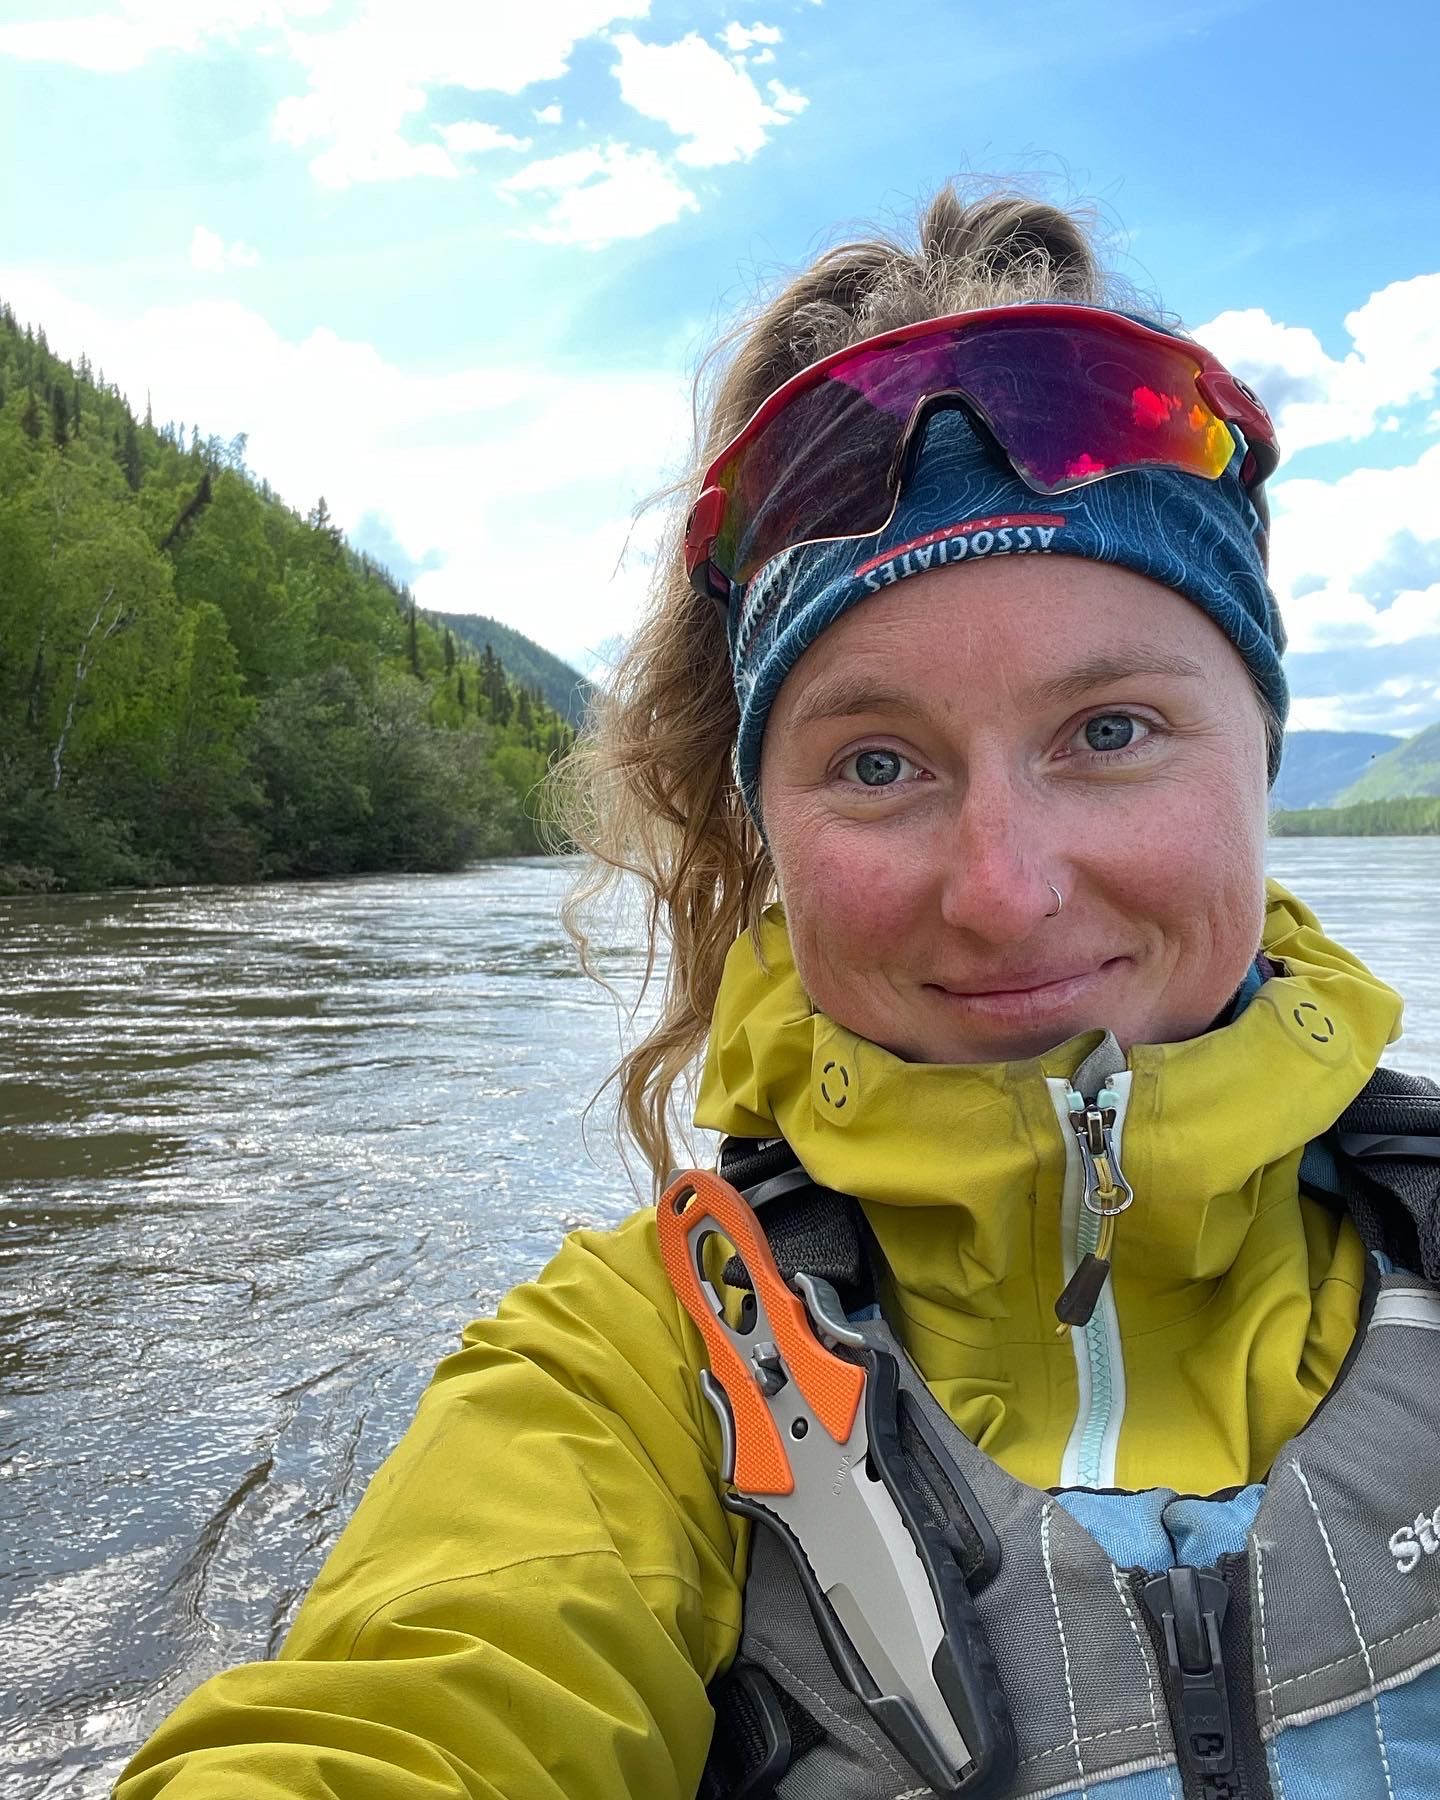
[685,304,1278,605]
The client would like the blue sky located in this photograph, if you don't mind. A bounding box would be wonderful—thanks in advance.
[2,0,1438,734]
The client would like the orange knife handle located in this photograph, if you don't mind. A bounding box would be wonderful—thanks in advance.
[657,1168,865,1497]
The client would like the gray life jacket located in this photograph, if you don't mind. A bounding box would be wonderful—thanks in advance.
[696,1066,1440,1800]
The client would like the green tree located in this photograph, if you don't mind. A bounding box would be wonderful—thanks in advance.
[121,415,143,492]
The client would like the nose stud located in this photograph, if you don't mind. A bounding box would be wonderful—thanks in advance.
[1045,883,1063,919]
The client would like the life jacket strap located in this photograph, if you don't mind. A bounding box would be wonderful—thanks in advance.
[716,1135,874,1313]
[1299,1065,1440,1282]
[699,1660,822,1800]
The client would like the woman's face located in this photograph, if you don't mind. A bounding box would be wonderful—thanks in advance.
[759,557,1270,1064]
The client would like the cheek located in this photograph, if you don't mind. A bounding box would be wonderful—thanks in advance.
[771,820,929,993]
[1103,765,1267,965]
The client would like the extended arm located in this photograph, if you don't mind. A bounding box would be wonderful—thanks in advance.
[115,1208,745,1799]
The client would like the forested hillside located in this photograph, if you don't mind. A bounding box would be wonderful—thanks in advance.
[1335,720,1440,804]
[0,303,578,894]
[1271,729,1401,810]
[432,610,593,726]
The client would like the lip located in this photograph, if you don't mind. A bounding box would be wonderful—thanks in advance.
[924,958,1127,1020]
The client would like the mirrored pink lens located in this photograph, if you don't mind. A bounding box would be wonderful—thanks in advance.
[715,317,1234,589]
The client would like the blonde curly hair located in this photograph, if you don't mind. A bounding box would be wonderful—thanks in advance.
[555,184,1141,1182]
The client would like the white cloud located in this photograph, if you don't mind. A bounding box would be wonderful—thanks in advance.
[2,1,653,192]
[3,0,808,244]
[1197,272,1440,458]
[0,272,692,671]
[1269,442,1440,655]
[274,76,458,188]
[0,0,325,74]
[720,20,782,52]
[189,225,261,272]
[273,0,652,188]
[1280,584,1440,656]
[497,143,698,248]
[1287,689,1438,734]
[610,30,807,168]
[765,77,807,115]
[437,120,532,156]
[1271,442,1440,599]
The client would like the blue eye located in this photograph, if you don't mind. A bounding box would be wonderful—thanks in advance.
[838,747,921,787]
[1080,713,1148,754]
[855,750,902,785]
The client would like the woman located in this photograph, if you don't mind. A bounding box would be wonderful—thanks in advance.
[117,190,1440,1799]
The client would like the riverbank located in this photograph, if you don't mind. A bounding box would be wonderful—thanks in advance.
[1270,796,1440,836]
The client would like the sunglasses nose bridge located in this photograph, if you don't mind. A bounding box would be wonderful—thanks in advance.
[894,387,1011,490]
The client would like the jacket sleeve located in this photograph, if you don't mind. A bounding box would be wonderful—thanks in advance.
[113,1206,747,1799]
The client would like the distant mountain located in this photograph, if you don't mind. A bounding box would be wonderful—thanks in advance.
[1336,720,1440,804]
[431,611,593,727]
[1271,730,1403,810]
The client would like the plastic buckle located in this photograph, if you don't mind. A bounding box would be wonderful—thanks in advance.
[709,1662,793,1800]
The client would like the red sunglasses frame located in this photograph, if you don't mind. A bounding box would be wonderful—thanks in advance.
[684,303,1278,606]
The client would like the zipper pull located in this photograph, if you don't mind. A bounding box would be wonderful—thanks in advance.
[1055,1085,1134,1332]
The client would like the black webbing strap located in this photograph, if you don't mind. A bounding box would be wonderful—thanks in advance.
[1307,1067,1440,1282]
[701,1660,824,1800]
[716,1136,873,1313]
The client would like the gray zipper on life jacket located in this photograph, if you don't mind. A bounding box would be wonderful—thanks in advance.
[1135,1558,1271,1800]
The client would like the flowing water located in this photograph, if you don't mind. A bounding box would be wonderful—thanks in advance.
[2,840,1438,1796]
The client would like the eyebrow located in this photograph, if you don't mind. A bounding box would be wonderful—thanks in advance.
[784,652,1208,733]
[784,675,927,734]
[1020,651,1208,708]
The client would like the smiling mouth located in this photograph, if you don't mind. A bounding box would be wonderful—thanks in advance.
[925,959,1127,1012]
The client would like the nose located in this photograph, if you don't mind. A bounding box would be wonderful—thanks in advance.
[934,763,1064,942]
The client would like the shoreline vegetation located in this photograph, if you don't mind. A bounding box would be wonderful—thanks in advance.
[1270,798,1440,837]
[0,303,580,898]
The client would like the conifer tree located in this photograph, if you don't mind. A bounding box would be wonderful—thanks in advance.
[121,416,143,492]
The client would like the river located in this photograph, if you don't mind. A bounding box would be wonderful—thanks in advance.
[3,839,1438,1796]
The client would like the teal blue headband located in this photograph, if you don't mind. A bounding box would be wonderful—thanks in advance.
[729,403,1285,827]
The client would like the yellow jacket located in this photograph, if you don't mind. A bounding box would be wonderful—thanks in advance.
[115,881,1401,1798]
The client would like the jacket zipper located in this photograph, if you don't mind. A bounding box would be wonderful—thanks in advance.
[1053,1075,1135,1488]
[1056,1082,1134,1326]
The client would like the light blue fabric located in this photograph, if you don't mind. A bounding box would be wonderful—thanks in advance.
[1055,1488,1177,1574]
[1165,1485,1264,1567]
[1267,1664,1440,1799]
[1377,1671,1440,1794]
[1055,1484,1264,1574]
